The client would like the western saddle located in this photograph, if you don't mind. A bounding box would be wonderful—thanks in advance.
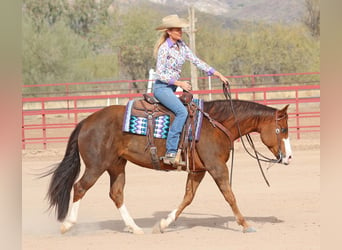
[130,92,198,172]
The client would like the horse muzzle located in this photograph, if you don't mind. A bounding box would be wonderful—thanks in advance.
[277,150,292,165]
[281,137,293,165]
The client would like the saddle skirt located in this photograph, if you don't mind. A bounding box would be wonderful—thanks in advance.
[122,98,204,141]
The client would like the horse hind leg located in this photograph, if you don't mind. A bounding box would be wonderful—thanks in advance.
[60,167,106,234]
[153,171,206,233]
[107,159,144,235]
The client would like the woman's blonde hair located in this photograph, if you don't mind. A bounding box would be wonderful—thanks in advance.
[153,30,169,58]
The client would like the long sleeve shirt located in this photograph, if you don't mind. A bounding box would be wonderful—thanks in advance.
[155,38,215,85]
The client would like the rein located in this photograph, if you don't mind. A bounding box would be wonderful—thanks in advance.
[222,82,284,187]
[188,83,285,187]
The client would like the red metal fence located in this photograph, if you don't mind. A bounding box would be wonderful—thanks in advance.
[22,73,320,149]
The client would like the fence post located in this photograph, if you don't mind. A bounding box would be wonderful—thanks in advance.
[22,107,25,149]
[251,75,256,101]
[263,90,267,105]
[147,68,155,93]
[208,75,212,100]
[74,99,78,125]
[296,89,300,139]
[66,84,70,119]
[42,101,47,149]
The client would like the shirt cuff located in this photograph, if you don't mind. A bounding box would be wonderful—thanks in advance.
[168,78,176,85]
[208,68,216,76]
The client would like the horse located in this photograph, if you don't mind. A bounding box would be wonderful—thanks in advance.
[45,98,292,234]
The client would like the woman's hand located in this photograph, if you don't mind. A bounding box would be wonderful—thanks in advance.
[175,81,192,92]
[214,71,230,85]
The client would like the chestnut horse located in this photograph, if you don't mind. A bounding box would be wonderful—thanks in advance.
[46,99,292,234]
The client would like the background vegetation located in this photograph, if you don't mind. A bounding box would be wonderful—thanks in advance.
[22,0,320,91]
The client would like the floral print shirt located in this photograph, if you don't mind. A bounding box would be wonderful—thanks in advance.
[155,38,215,85]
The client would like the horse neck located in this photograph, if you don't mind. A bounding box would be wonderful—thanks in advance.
[222,102,275,140]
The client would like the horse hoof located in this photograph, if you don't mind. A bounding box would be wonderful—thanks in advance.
[60,222,73,234]
[152,221,164,234]
[243,227,257,233]
[133,228,144,235]
[60,224,70,234]
[60,225,68,234]
[124,226,144,235]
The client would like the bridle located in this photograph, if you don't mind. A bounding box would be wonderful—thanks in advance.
[222,82,288,187]
[244,110,288,164]
[274,111,289,163]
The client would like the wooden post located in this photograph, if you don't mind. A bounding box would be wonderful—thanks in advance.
[187,6,198,95]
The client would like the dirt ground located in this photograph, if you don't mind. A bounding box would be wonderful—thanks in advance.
[22,135,320,250]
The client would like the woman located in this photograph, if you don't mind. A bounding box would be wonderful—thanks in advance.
[153,14,229,161]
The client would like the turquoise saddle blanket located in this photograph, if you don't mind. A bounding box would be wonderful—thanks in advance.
[122,99,204,141]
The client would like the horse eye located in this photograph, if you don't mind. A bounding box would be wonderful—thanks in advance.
[276,127,288,134]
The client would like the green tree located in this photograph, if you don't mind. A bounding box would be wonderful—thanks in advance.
[22,0,68,31]
[22,0,121,87]
[64,0,112,37]
[22,15,93,86]
[237,23,319,84]
[196,21,319,86]
[113,6,161,92]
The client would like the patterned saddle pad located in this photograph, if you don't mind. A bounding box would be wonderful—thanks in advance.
[122,99,204,141]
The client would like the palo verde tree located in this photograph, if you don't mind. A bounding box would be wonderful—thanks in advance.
[22,0,68,31]
[196,20,319,86]
[22,15,93,86]
[113,6,161,92]
[64,0,112,37]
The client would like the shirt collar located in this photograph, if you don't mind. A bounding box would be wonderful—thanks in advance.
[166,38,183,48]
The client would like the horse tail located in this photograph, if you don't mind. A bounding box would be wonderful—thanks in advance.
[47,120,84,221]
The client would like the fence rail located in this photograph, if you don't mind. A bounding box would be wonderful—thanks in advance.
[22,81,320,149]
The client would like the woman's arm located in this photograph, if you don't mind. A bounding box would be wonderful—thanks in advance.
[184,43,230,85]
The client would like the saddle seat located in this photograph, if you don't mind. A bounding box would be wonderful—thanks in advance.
[130,94,172,118]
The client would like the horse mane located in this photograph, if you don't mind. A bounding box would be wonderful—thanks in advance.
[203,99,276,122]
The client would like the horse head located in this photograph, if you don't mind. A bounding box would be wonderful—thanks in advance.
[260,104,292,165]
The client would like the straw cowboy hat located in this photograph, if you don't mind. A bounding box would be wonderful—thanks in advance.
[155,14,189,30]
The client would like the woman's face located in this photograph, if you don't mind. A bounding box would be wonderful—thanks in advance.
[167,28,183,42]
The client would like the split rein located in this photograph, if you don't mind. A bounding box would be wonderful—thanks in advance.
[222,82,282,187]
[188,84,273,187]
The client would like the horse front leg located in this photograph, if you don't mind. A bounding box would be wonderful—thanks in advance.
[153,171,206,233]
[208,165,256,233]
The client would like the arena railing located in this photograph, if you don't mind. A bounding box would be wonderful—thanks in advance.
[22,72,320,149]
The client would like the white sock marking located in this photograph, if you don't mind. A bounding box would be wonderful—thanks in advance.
[68,200,80,223]
[118,204,142,233]
[61,200,81,233]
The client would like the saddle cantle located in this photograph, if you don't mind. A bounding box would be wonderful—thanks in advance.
[131,96,172,118]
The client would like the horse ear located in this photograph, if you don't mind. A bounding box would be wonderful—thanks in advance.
[279,104,289,114]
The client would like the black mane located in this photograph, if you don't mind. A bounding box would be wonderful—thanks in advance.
[203,99,276,122]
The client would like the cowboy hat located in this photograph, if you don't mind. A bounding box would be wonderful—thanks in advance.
[155,14,189,30]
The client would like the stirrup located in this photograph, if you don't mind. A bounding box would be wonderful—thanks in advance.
[160,152,176,164]
[160,150,185,170]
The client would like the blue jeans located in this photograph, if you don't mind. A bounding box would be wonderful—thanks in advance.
[153,80,188,153]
